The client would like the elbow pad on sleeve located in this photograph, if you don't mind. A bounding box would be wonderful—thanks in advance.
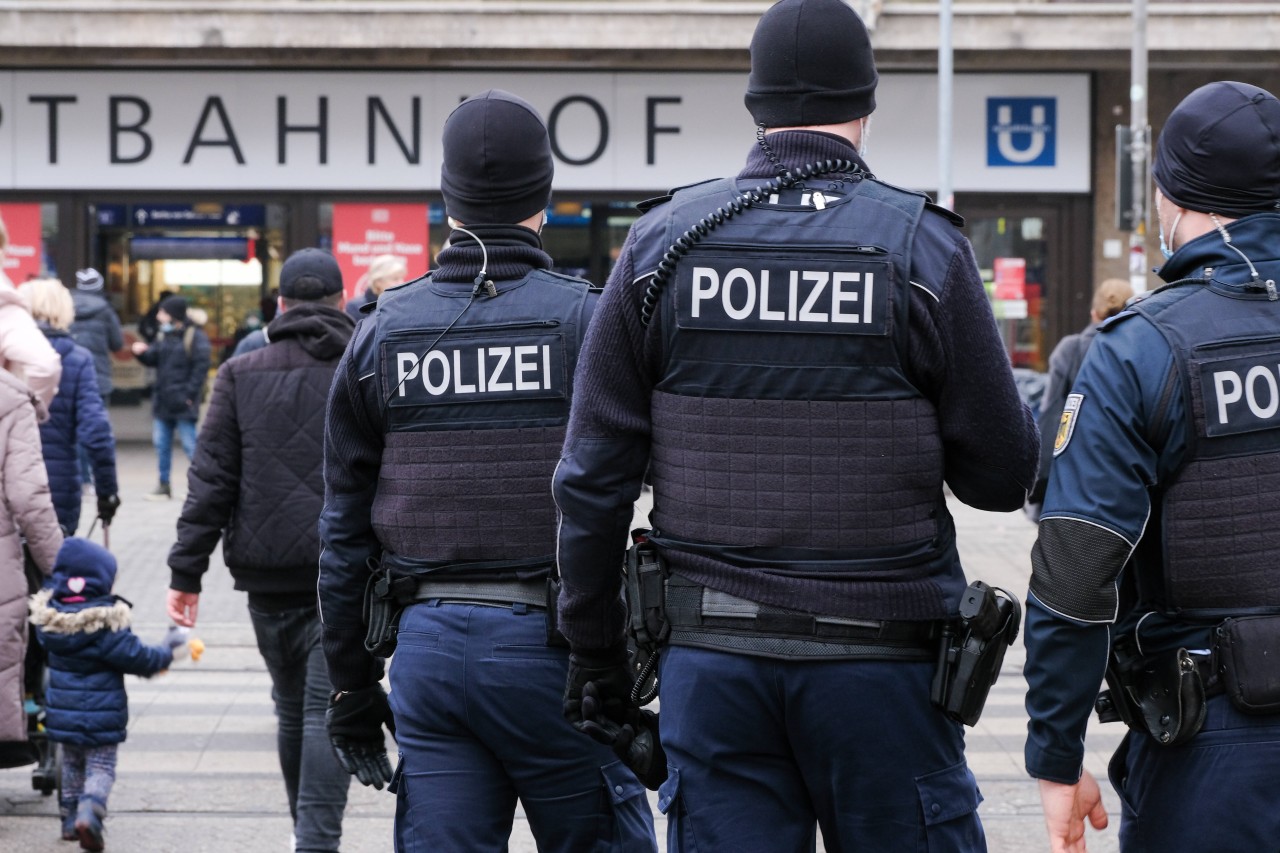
[1029,517,1133,623]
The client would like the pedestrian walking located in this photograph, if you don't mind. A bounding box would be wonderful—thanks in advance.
[21,278,120,535]
[29,537,186,851]
[130,295,211,500]
[344,254,407,321]
[0,214,61,419]
[69,268,125,403]
[1024,80,1280,853]
[552,1,1038,850]
[166,248,355,853]
[319,89,657,852]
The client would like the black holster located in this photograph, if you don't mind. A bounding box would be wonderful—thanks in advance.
[1095,641,1205,746]
[363,558,411,658]
[930,580,1022,726]
[623,531,669,706]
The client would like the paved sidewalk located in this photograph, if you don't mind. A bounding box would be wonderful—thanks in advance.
[0,402,1123,851]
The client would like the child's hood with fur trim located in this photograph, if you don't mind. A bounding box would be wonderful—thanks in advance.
[29,588,132,636]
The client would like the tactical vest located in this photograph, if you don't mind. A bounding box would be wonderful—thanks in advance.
[1130,280,1280,611]
[633,176,948,574]
[358,269,593,572]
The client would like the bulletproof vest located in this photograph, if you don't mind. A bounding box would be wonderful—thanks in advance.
[634,176,947,568]
[360,270,593,570]
[1130,280,1280,611]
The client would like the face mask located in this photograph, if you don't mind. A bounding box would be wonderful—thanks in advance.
[160,322,175,334]
[1159,211,1183,261]
[858,117,871,159]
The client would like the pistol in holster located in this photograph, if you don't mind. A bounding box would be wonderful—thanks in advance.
[1095,638,1207,746]
[930,580,1022,726]
[363,558,414,658]
[623,529,669,706]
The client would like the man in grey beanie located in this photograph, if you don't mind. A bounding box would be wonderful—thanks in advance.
[553,1,1037,850]
[69,269,124,402]
[1024,80,1280,853]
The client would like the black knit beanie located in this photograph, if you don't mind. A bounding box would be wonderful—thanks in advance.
[1152,81,1280,218]
[745,0,878,128]
[440,90,554,226]
[159,295,188,324]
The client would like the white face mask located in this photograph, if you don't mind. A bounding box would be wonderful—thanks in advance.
[858,116,871,159]
[1157,192,1183,260]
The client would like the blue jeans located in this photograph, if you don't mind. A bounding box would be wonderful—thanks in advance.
[151,417,197,485]
[248,604,351,853]
[1110,695,1280,852]
[388,602,657,853]
[656,648,985,853]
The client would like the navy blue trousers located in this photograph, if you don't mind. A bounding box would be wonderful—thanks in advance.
[656,647,985,853]
[388,601,657,853]
[1110,695,1280,852]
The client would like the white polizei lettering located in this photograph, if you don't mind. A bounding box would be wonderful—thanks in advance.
[423,351,450,395]
[476,348,486,393]
[863,273,874,324]
[691,267,719,318]
[397,352,420,397]
[452,349,476,393]
[1245,365,1279,418]
[542,344,551,385]
[487,347,512,392]
[758,270,784,321]
[1214,371,1242,424]
[722,268,755,320]
[515,345,540,390]
[799,272,829,321]
[788,271,799,321]
[830,272,861,323]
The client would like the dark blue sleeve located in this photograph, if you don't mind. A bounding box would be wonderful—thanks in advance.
[73,354,118,497]
[554,232,655,653]
[106,310,124,353]
[318,324,385,691]
[99,628,173,677]
[1023,314,1187,781]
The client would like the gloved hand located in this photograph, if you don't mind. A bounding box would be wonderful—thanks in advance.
[579,681,668,790]
[563,645,633,728]
[163,625,191,660]
[327,684,396,789]
[97,494,121,526]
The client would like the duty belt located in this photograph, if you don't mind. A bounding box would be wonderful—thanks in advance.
[663,574,940,661]
[411,577,549,610]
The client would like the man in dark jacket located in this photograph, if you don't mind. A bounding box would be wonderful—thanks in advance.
[130,296,211,500]
[165,248,355,853]
[68,269,124,402]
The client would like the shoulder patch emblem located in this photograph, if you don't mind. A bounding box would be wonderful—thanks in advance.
[1053,393,1084,456]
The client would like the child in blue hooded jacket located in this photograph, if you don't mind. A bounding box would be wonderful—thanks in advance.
[29,538,185,851]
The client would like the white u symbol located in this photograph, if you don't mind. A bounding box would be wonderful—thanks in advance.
[996,105,1047,164]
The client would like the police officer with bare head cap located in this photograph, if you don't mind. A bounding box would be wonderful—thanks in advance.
[318,89,657,852]
[1025,81,1280,852]
[553,1,1039,850]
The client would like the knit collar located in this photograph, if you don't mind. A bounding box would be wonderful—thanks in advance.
[738,129,869,183]
[432,224,552,285]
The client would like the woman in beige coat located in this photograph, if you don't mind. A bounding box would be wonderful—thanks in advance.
[0,364,63,746]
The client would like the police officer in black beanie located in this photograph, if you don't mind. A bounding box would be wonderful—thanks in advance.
[554,0,1038,850]
[318,89,657,852]
[1024,80,1280,853]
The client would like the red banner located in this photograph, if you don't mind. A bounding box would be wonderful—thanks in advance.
[331,203,429,301]
[993,256,1027,300]
[0,203,44,285]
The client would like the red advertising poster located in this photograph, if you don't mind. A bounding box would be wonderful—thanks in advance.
[331,203,429,301]
[0,203,44,285]
[993,256,1027,300]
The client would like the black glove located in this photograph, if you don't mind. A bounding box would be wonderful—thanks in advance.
[326,684,395,789]
[97,494,121,526]
[563,645,633,728]
[578,681,668,790]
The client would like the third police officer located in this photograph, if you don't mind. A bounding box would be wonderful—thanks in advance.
[1025,81,1280,853]
[553,1,1039,850]
[318,89,657,852]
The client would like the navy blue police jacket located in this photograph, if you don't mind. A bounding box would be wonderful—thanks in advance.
[318,226,597,691]
[553,130,1038,654]
[1024,212,1280,783]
